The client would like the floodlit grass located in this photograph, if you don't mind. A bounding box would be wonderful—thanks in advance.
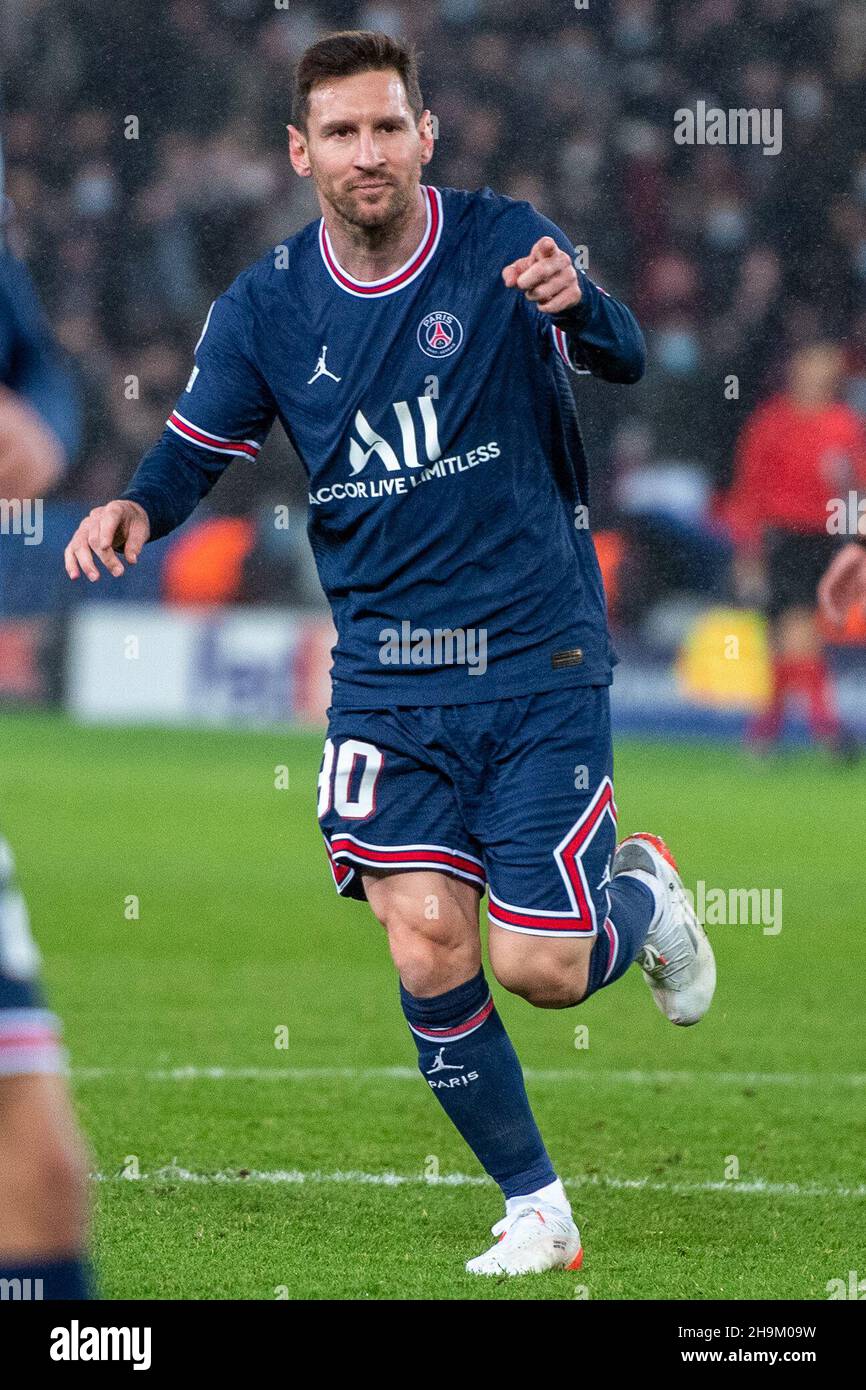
[1,711,863,1299]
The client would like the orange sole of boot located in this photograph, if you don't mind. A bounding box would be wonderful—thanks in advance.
[619,831,679,875]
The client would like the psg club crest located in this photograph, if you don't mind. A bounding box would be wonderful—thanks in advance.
[417,310,463,358]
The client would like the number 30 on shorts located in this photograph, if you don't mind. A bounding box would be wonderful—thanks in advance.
[317,738,383,820]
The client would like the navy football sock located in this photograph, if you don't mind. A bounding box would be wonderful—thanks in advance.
[400,968,556,1199]
[0,1255,95,1299]
[583,873,658,998]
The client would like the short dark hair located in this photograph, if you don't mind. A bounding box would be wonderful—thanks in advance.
[291,30,424,133]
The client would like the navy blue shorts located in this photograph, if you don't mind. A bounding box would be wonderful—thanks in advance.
[318,684,617,939]
[0,839,64,1076]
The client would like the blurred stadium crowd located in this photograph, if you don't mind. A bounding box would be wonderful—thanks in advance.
[2,0,866,628]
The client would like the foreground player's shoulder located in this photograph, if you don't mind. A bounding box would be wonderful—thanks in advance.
[182,224,317,381]
[225,218,321,312]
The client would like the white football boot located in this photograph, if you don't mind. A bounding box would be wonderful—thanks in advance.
[465,1203,583,1276]
[613,832,716,1027]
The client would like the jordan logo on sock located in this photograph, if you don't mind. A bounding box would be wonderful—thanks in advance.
[426,1047,464,1074]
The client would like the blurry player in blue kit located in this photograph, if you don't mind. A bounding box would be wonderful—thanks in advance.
[1,227,93,1295]
[65,30,717,1275]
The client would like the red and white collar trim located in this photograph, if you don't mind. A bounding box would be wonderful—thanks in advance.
[318,184,443,298]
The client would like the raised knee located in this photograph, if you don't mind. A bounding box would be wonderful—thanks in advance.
[492,955,588,1009]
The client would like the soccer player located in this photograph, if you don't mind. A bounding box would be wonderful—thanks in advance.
[728,342,866,758]
[1,246,93,1298]
[63,30,716,1276]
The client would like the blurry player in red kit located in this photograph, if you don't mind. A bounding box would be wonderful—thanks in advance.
[728,342,866,759]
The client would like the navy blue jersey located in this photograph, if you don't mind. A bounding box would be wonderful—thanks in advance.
[122,184,645,706]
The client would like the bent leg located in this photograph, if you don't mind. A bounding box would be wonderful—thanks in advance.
[488,927,594,1007]
[475,687,656,1008]
[489,874,658,1007]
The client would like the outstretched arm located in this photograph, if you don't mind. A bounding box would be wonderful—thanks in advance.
[503,234,645,385]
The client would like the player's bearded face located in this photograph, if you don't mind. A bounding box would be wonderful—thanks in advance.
[303,72,427,231]
[326,172,413,231]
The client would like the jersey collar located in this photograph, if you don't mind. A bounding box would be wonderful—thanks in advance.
[318,184,443,298]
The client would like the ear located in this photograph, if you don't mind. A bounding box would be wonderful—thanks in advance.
[287,123,311,177]
[418,109,435,167]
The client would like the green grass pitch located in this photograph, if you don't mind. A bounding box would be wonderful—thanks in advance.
[1,709,864,1300]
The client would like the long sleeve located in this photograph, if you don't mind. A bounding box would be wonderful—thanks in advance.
[515,205,646,385]
[120,286,278,541]
[548,269,646,385]
[120,432,232,541]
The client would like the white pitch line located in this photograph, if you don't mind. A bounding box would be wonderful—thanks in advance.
[73,1065,866,1087]
[91,1167,866,1200]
